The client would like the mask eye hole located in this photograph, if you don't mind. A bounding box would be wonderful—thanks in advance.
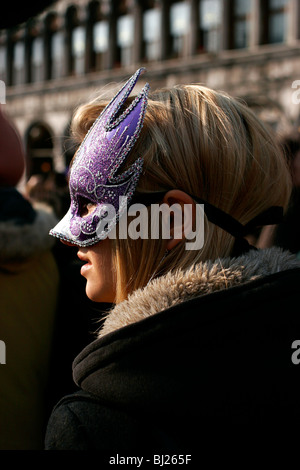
[78,197,97,217]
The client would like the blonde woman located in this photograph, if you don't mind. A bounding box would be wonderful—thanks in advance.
[45,69,300,451]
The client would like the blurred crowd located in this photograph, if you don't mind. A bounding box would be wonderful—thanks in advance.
[256,128,300,256]
[25,170,70,221]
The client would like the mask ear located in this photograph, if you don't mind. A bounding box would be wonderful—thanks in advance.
[102,67,147,129]
[72,67,149,186]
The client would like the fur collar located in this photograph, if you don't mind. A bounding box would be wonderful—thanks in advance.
[99,247,300,337]
[0,202,58,262]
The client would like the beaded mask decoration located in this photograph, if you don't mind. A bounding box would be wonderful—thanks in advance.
[50,68,149,247]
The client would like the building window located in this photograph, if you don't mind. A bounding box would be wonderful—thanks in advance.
[51,31,65,79]
[31,37,44,82]
[199,0,222,52]
[12,40,25,85]
[170,2,191,57]
[268,0,289,44]
[143,8,161,61]
[72,26,86,75]
[233,0,252,49]
[93,20,109,70]
[117,14,135,67]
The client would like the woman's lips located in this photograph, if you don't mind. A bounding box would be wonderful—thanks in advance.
[77,252,92,275]
[80,262,92,275]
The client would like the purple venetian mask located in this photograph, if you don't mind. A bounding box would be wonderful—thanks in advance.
[50,68,149,246]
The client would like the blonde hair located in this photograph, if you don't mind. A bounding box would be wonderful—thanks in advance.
[71,84,292,303]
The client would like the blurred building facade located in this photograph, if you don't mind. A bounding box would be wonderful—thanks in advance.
[1,0,300,177]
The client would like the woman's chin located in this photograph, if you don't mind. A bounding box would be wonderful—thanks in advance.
[85,285,101,302]
[85,283,114,303]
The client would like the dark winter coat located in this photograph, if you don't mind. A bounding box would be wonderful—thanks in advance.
[45,247,300,451]
[0,188,59,449]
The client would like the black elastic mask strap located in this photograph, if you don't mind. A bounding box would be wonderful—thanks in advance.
[132,191,283,254]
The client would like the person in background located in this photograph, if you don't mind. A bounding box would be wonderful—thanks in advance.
[257,129,300,256]
[0,106,59,449]
[26,170,70,220]
[273,129,300,256]
[45,69,300,451]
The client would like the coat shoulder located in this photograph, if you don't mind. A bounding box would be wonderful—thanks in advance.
[45,391,159,451]
[45,392,92,450]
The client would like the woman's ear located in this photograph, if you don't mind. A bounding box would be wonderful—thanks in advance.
[162,190,195,250]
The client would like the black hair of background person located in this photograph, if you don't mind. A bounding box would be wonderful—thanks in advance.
[0,1,56,29]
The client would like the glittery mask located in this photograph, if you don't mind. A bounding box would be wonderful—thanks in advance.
[50,68,149,246]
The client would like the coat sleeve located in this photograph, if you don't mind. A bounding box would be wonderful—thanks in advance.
[45,401,91,450]
[44,392,148,451]
[45,391,178,451]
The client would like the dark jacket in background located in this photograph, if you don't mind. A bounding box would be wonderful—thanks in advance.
[0,188,59,449]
